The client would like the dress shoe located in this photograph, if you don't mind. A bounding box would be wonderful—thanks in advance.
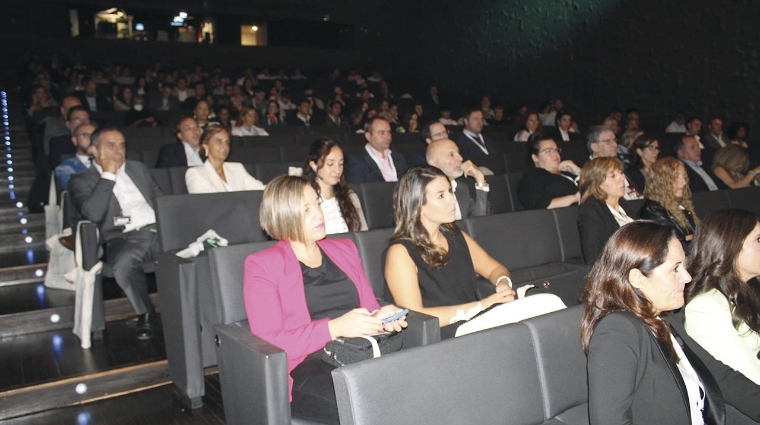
[58,235,75,251]
[135,312,155,340]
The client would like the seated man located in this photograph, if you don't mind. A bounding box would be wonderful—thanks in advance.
[155,116,203,168]
[675,134,727,192]
[427,139,489,218]
[453,107,502,158]
[346,117,408,183]
[54,122,96,190]
[69,127,163,340]
[410,120,450,166]
[49,105,90,171]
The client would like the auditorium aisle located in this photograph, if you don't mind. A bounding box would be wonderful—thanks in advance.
[0,88,225,424]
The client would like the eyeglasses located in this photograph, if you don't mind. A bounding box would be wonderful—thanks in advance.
[431,129,450,139]
[599,138,617,145]
[645,145,660,151]
[540,148,562,155]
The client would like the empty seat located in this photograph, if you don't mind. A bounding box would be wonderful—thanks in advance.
[506,172,525,211]
[227,146,281,164]
[149,167,172,194]
[253,162,301,183]
[279,144,311,162]
[233,134,296,148]
[356,182,397,229]
[691,190,731,218]
[168,166,189,194]
[484,174,513,214]
[470,154,507,175]
[726,187,760,215]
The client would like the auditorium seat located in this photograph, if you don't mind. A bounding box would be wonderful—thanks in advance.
[726,186,760,215]
[140,149,160,168]
[355,182,396,229]
[484,174,514,214]
[470,154,507,175]
[227,146,281,164]
[505,151,530,173]
[233,134,296,148]
[149,167,172,194]
[279,144,310,162]
[348,228,394,302]
[168,166,189,194]
[253,162,301,183]
[691,190,731,218]
[506,172,525,211]
[121,126,165,139]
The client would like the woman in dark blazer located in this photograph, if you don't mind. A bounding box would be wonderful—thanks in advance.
[577,157,636,264]
[581,221,725,425]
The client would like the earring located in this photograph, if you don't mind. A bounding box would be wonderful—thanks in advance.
[204,148,209,156]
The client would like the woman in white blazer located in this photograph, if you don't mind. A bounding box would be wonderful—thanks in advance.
[685,208,760,384]
[185,124,266,193]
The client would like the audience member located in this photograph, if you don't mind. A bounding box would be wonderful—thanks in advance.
[453,108,502,157]
[512,105,528,128]
[182,82,207,111]
[577,157,636,264]
[124,95,158,127]
[703,118,729,149]
[487,106,507,126]
[711,145,760,188]
[728,121,750,148]
[172,78,194,103]
[665,113,687,133]
[517,135,580,210]
[231,107,269,136]
[49,105,90,170]
[640,157,698,252]
[149,85,180,111]
[675,135,726,192]
[617,129,643,167]
[302,138,368,234]
[438,106,458,126]
[585,125,641,199]
[685,116,704,148]
[323,101,346,127]
[42,95,82,154]
[545,110,573,142]
[625,133,659,193]
[423,85,440,106]
[602,116,620,136]
[581,221,724,425]
[383,165,515,339]
[514,112,542,142]
[155,117,203,168]
[245,175,406,422]
[345,117,408,183]
[113,86,134,111]
[69,127,161,340]
[192,100,217,131]
[409,121,450,166]
[426,139,489,218]
[76,78,111,112]
[185,124,265,193]
[261,101,284,127]
[541,99,564,127]
[54,122,96,190]
[28,85,58,116]
[288,100,314,127]
[479,96,494,120]
[685,209,760,386]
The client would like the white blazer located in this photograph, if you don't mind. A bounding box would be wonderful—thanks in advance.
[685,288,760,385]
[185,161,266,194]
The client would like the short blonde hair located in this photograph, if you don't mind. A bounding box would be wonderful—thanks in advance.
[259,175,309,242]
[579,157,624,203]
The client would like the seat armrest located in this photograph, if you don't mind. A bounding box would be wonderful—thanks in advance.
[403,310,440,348]
[79,221,101,271]
[214,322,292,425]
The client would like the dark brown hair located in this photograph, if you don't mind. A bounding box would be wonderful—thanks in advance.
[390,165,459,268]
[581,221,679,361]
[302,138,362,232]
[686,209,760,333]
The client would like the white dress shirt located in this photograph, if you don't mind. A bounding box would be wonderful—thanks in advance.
[95,162,156,232]
[183,142,203,166]
[463,129,490,154]
[231,125,269,137]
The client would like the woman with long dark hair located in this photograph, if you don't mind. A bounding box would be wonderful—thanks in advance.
[582,221,724,424]
[302,138,367,234]
[685,208,760,385]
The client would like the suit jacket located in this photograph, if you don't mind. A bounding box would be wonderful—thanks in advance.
[54,156,88,190]
[155,142,188,168]
[148,96,180,111]
[671,308,760,422]
[702,133,729,150]
[638,199,696,252]
[577,197,635,264]
[544,126,581,142]
[588,311,725,425]
[345,148,408,184]
[75,92,112,112]
[452,131,503,158]
[244,238,381,399]
[49,133,76,170]
[185,161,265,193]
[454,177,488,218]
[681,160,728,192]
[68,160,163,243]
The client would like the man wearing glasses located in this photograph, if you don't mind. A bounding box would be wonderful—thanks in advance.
[54,122,96,190]
[585,125,642,200]
[49,105,91,171]
[409,121,451,166]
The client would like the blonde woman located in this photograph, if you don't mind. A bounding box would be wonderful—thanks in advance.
[711,145,760,188]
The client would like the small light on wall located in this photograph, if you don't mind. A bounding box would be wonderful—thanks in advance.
[251,25,258,32]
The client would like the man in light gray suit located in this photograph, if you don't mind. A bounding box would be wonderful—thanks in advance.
[69,127,164,340]
[426,139,489,219]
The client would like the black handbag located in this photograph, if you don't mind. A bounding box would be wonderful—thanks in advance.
[321,332,403,367]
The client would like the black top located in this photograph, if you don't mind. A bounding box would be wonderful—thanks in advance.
[638,199,696,253]
[577,197,636,265]
[625,166,646,194]
[384,230,478,308]
[301,249,359,320]
[517,167,578,210]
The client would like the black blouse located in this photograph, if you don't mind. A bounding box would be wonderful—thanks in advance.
[517,167,578,210]
[300,249,360,320]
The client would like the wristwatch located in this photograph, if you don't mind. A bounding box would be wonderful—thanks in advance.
[474,181,490,192]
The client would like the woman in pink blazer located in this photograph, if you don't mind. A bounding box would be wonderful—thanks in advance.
[244,175,406,423]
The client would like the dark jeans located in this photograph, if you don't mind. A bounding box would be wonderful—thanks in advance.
[290,351,339,424]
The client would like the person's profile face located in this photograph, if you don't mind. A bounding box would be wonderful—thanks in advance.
[430,141,463,179]
[301,185,326,243]
[366,120,392,152]
[465,111,484,134]
[673,164,688,198]
[420,176,457,227]
[599,167,626,200]
[313,146,344,187]
[679,138,701,162]
[533,140,561,172]
[736,222,760,283]
[632,238,691,314]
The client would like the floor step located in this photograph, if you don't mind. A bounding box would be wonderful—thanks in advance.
[0,232,46,253]
[0,263,46,287]
[0,219,44,235]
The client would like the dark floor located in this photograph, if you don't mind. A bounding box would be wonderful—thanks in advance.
[0,249,48,269]
[0,375,226,425]
[0,315,166,392]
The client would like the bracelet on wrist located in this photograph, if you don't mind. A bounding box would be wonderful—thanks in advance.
[495,275,513,288]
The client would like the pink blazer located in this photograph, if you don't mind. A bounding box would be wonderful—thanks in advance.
[244,238,381,399]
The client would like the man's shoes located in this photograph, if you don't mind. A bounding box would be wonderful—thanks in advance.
[135,312,155,340]
[59,235,75,251]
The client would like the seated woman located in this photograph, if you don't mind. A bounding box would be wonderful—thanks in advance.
[625,133,660,193]
[28,85,58,116]
[261,100,285,127]
[193,100,218,131]
[711,145,760,188]
[639,157,698,252]
[302,138,368,234]
[728,121,750,149]
[577,157,636,264]
[231,106,269,136]
[517,135,580,210]
[685,209,760,385]
[245,175,406,422]
[513,111,542,142]
[384,165,516,339]
[582,221,724,424]
[113,86,134,111]
[185,124,266,193]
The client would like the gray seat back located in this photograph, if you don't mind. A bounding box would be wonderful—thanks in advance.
[350,228,394,303]
[356,182,397,229]
[333,323,545,425]
[726,186,760,216]
[691,190,731,218]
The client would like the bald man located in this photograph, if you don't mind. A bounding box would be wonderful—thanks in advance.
[427,139,490,219]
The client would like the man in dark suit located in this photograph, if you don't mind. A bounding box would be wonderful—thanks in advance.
[155,117,203,168]
[702,118,729,150]
[286,100,316,127]
[76,78,111,112]
[346,117,408,184]
[69,127,163,340]
[427,139,489,218]
[544,110,581,142]
[452,107,503,158]
[675,135,727,192]
[49,106,90,170]
[148,85,181,111]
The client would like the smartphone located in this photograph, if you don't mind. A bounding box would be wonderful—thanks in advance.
[382,308,409,324]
